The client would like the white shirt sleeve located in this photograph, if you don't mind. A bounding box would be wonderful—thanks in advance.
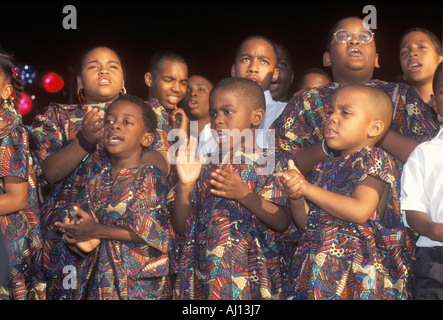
[400,146,429,226]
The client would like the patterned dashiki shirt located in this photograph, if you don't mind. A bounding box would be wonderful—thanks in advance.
[271,80,439,164]
[148,98,172,152]
[283,147,412,300]
[173,147,297,300]
[31,102,109,299]
[73,163,174,300]
[0,100,45,300]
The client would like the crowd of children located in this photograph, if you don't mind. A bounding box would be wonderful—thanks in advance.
[0,15,442,300]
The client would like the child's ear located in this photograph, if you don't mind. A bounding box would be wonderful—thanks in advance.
[230,64,237,77]
[323,52,332,67]
[272,68,280,83]
[251,108,265,127]
[368,119,385,138]
[374,53,380,69]
[1,83,13,100]
[144,72,153,88]
[141,132,155,148]
[430,93,438,114]
[76,75,83,91]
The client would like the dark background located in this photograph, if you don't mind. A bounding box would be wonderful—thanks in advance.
[1,1,442,125]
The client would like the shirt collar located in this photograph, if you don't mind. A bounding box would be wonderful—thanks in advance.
[263,90,273,105]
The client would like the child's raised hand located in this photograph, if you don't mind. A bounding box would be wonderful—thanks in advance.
[176,135,203,186]
[81,106,104,145]
[209,165,251,201]
[274,159,306,200]
[170,107,189,132]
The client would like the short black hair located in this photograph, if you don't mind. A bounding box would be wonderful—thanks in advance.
[147,50,187,76]
[211,77,266,111]
[107,94,157,134]
[234,35,278,66]
[432,62,443,94]
[401,28,442,55]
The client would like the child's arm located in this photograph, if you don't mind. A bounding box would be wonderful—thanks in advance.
[41,107,104,183]
[292,142,329,175]
[379,129,418,163]
[277,162,387,225]
[56,206,146,245]
[0,177,28,215]
[405,210,443,242]
[275,160,310,229]
[172,135,203,235]
[209,165,291,232]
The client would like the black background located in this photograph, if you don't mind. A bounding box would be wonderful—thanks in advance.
[1,1,442,125]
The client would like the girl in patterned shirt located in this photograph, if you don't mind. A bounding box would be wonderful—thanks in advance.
[0,52,45,299]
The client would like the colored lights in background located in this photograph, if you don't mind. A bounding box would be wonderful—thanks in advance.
[18,93,33,115]
[18,64,36,85]
[43,72,64,93]
[15,64,65,117]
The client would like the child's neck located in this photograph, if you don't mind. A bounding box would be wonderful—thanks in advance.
[411,83,432,104]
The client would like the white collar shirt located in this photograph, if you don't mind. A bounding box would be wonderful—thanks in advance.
[256,90,287,149]
[400,125,443,247]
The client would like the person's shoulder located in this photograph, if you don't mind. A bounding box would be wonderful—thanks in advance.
[139,162,168,181]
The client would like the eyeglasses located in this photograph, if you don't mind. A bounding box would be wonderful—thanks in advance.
[332,29,374,44]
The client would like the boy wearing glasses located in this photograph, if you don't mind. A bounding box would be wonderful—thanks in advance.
[271,17,439,174]
[270,17,439,299]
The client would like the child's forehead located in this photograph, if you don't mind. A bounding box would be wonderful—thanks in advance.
[336,17,368,31]
[333,87,371,104]
[106,101,143,116]
[401,31,433,46]
[210,88,248,107]
[157,58,187,73]
[239,39,276,56]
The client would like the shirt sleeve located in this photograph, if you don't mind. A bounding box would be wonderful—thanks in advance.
[31,104,66,164]
[400,145,429,221]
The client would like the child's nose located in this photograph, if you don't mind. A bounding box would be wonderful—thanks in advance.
[248,59,259,72]
[348,34,360,45]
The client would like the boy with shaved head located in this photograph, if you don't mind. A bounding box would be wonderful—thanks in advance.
[171,77,296,300]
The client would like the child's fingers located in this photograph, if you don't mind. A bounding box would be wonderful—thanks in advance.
[209,178,226,190]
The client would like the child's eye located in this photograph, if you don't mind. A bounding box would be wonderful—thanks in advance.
[105,119,114,125]
[124,120,132,125]
[400,49,409,57]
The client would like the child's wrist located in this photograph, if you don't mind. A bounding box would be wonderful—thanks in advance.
[76,130,97,154]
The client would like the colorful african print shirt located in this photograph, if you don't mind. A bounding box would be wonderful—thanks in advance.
[282,147,412,300]
[173,148,295,300]
[0,100,45,300]
[73,163,174,300]
[31,102,109,299]
[148,98,171,152]
[272,80,439,152]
